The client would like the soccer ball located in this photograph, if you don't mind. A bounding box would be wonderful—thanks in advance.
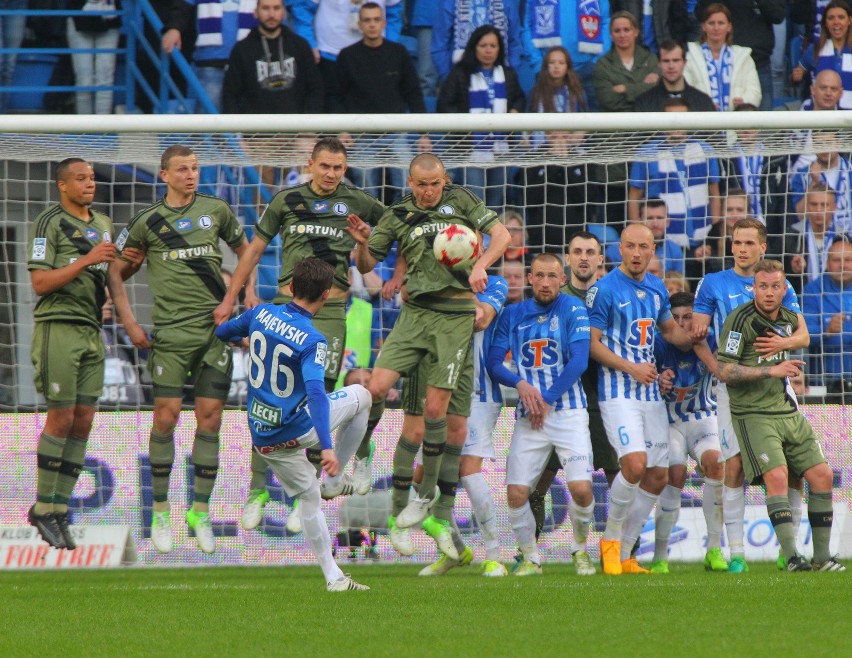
[433,224,480,270]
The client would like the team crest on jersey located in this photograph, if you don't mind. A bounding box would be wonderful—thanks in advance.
[439,205,454,215]
[31,238,46,260]
[537,315,547,324]
[198,215,213,230]
[85,229,98,240]
[115,228,128,251]
[312,201,329,213]
[745,285,753,293]
[585,287,598,308]
[315,342,327,366]
[176,219,192,232]
[549,316,559,332]
[333,202,348,215]
[636,290,646,300]
[725,331,742,354]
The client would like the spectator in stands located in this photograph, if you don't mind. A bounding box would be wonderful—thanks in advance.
[647,253,664,278]
[500,259,526,304]
[66,0,121,114]
[409,0,438,97]
[687,187,748,281]
[802,68,846,110]
[720,104,789,250]
[0,0,25,112]
[518,129,603,251]
[528,46,588,114]
[606,198,685,273]
[222,0,321,115]
[694,0,785,110]
[431,0,522,86]
[634,38,716,111]
[793,0,852,110]
[162,0,258,111]
[684,3,762,111]
[803,235,852,399]
[437,25,525,210]
[519,0,610,108]
[787,183,839,291]
[593,10,659,112]
[613,0,692,51]
[664,270,690,295]
[140,0,195,114]
[290,0,403,112]
[789,130,852,235]
[500,209,531,265]
[337,2,429,203]
[628,97,721,249]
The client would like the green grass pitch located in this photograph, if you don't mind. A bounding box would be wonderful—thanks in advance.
[1,562,850,657]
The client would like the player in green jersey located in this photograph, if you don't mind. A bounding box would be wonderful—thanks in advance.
[717,260,845,572]
[108,145,252,555]
[347,153,511,554]
[213,137,386,529]
[26,158,129,549]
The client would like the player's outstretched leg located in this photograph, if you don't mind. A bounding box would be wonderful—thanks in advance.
[321,385,371,500]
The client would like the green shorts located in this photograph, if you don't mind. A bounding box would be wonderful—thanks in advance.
[376,302,474,391]
[148,318,232,400]
[734,412,827,484]
[31,321,104,409]
[400,347,473,418]
[276,293,345,384]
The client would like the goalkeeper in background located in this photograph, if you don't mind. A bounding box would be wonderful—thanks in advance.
[347,153,510,559]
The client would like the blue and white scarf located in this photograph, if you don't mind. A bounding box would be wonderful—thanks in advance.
[702,43,732,111]
[197,0,257,48]
[528,0,561,49]
[738,152,764,222]
[821,156,852,235]
[469,66,508,151]
[578,0,604,55]
[805,220,834,281]
[453,0,509,65]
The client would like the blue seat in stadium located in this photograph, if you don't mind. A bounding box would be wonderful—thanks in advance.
[587,223,620,246]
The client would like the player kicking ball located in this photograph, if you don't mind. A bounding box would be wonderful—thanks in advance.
[486,253,596,576]
[216,258,371,591]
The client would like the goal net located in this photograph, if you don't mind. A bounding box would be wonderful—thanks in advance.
[0,112,850,566]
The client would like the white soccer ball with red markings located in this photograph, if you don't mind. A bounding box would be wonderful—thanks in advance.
[433,224,480,270]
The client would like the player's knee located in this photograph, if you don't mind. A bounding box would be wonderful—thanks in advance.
[620,452,646,483]
[297,478,321,511]
[567,481,593,506]
[507,484,529,508]
[348,383,372,411]
[668,464,687,489]
[762,467,789,495]
[459,455,481,478]
[446,416,467,446]
[701,452,724,480]
[45,407,75,437]
[642,466,668,494]
[805,463,833,491]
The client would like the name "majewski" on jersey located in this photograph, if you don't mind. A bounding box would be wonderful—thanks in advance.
[255,308,309,344]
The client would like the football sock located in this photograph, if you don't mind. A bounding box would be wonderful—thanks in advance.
[767,494,797,560]
[306,449,323,477]
[34,432,65,514]
[461,472,501,561]
[568,498,595,554]
[417,417,447,498]
[450,518,467,557]
[808,491,834,564]
[602,472,638,541]
[149,431,175,509]
[723,485,745,557]
[528,490,546,540]
[191,430,220,507]
[249,450,267,492]
[355,400,384,460]
[621,488,658,562]
[508,503,540,565]
[703,477,724,549]
[788,486,804,540]
[391,436,420,516]
[53,435,88,513]
[653,485,681,562]
[324,399,370,489]
[432,443,462,522]
[299,481,344,583]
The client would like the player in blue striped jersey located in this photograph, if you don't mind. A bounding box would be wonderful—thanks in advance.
[651,292,726,573]
[487,253,595,576]
[691,218,810,573]
[215,258,371,592]
[587,224,711,576]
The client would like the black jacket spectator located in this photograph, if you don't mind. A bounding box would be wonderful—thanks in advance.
[436,65,525,113]
[634,79,717,111]
[336,39,426,114]
[223,25,323,114]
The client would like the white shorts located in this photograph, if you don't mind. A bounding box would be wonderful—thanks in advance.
[668,415,721,467]
[462,401,501,459]
[715,383,741,461]
[600,397,669,468]
[259,384,370,497]
[506,408,593,488]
